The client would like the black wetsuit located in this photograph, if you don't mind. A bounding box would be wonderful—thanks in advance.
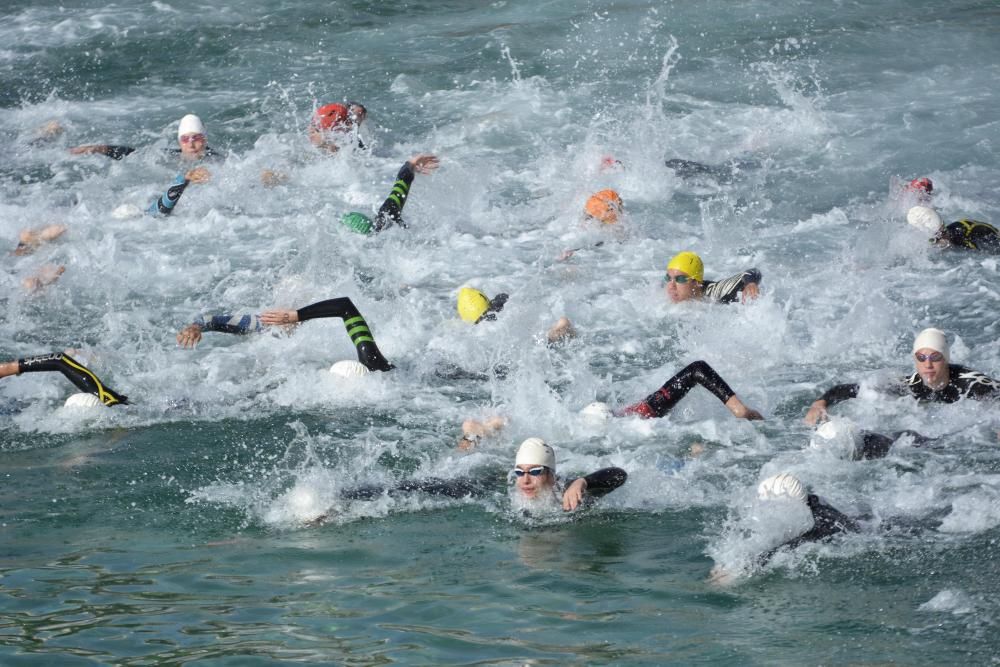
[14,353,128,406]
[759,494,858,565]
[341,467,628,505]
[86,145,222,161]
[820,364,1000,406]
[371,162,415,233]
[664,158,758,184]
[702,269,761,304]
[855,429,935,460]
[190,297,393,372]
[616,360,737,419]
[936,219,1000,253]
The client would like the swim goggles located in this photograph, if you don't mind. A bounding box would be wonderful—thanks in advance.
[512,466,548,478]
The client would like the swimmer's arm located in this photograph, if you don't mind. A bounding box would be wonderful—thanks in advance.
[69,144,137,159]
[371,155,438,233]
[563,467,627,510]
[14,352,128,405]
[806,494,859,535]
[805,383,859,423]
[178,314,265,348]
[146,167,209,217]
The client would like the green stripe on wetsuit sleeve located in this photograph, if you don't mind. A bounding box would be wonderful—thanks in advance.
[344,316,374,344]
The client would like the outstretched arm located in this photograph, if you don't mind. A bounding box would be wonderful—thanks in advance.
[70,144,137,160]
[13,353,128,406]
[177,313,266,348]
[371,154,439,233]
[147,167,210,216]
[261,297,393,371]
[617,360,762,420]
[804,383,860,424]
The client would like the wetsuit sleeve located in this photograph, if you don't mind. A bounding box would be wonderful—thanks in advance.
[758,494,856,565]
[372,162,415,233]
[616,360,736,419]
[577,467,627,497]
[818,383,859,406]
[702,268,761,304]
[952,367,1000,401]
[295,297,394,371]
[146,173,190,216]
[17,353,129,406]
[96,145,137,160]
[340,477,481,500]
[194,314,265,335]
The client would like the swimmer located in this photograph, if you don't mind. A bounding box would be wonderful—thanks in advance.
[309,102,367,153]
[808,420,935,460]
[906,206,1000,253]
[324,437,627,522]
[339,154,439,234]
[0,352,128,406]
[557,190,623,260]
[709,472,857,584]
[70,113,222,162]
[804,328,1000,425]
[177,296,393,372]
[460,360,762,444]
[456,287,574,344]
[12,224,67,256]
[663,251,761,304]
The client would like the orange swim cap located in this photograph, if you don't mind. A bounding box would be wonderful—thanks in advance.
[584,189,623,224]
[313,103,350,130]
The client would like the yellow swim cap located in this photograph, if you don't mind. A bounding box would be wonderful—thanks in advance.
[584,189,623,224]
[666,251,704,282]
[458,287,491,323]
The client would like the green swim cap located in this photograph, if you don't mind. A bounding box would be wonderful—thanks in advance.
[341,212,374,235]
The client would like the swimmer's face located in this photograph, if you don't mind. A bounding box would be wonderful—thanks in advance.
[347,104,367,125]
[179,133,206,158]
[915,347,949,389]
[665,269,698,303]
[514,465,554,499]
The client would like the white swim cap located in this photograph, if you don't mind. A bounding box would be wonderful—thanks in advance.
[515,437,556,471]
[809,418,859,459]
[64,393,101,408]
[912,327,949,362]
[906,206,943,234]
[329,360,371,378]
[757,473,807,502]
[580,401,613,422]
[177,114,206,139]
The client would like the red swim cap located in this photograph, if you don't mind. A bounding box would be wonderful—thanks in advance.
[584,189,624,224]
[907,177,933,193]
[313,103,350,130]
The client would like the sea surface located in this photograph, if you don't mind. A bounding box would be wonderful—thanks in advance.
[2,0,1000,663]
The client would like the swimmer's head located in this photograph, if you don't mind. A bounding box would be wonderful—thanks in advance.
[341,212,374,235]
[312,103,351,131]
[808,419,859,459]
[177,114,207,157]
[513,437,556,500]
[757,472,808,503]
[329,360,371,378]
[64,393,102,409]
[580,401,613,423]
[912,327,949,362]
[584,189,623,224]
[906,177,933,195]
[457,287,508,324]
[664,251,704,303]
[346,101,367,125]
[906,206,943,235]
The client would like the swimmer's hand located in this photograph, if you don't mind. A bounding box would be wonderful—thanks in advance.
[708,565,738,587]
[557,249,577,262]
[260,169,288,187]
[803,399,828,426]
[260,309,300,325]
[726,396,764,421]
[185,167,210,184]
[409,154,439,175]
[562,478,587,511]
[741,282,760,304]
[69,144,106,155]
[176,324,203,349]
